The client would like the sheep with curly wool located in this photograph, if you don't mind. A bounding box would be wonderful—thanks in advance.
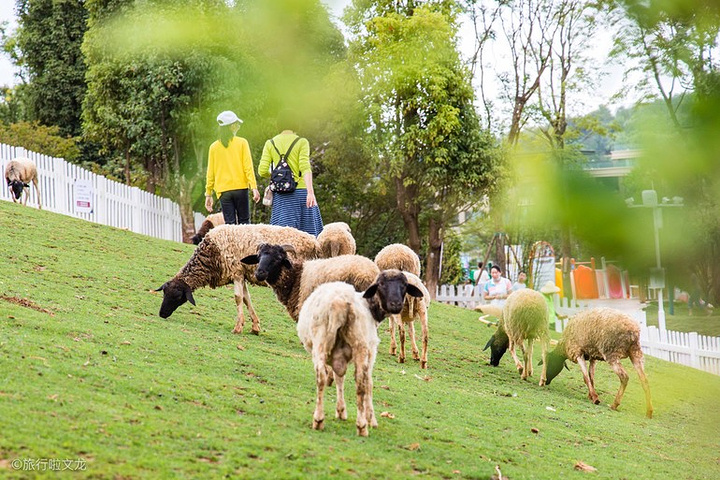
[240,244,380,322]
[5,158,41,209]
[544,307,653,418]
[298,273,423,436]
[483,289,550,385]
[156,224,321,334]
[317,222,356,258]
[191,212,225,245]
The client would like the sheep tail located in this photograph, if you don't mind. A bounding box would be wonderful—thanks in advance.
[320,299,351,363]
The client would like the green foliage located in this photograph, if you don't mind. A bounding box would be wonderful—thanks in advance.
[2,198,720,479]
[438,228,464,285]
[0,120,79,160]
[14,0,88,137]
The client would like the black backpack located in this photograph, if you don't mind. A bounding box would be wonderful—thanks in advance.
[269,136,302,193]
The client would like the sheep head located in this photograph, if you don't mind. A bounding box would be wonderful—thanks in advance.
[363,269,423,317]
[542,350,569,384]
[241,244,294,284]
[483,324,509,367]
[156,279,196,318]
[8,179,25,200]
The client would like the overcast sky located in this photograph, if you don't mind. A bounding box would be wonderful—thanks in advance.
[0,1,17,87]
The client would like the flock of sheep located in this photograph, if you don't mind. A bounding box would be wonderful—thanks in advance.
[156,220,654,436]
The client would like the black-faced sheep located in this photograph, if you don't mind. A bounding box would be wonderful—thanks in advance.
[544,307,653,418]
[240,244,380,322]
[316,222,356,258]
[373,243,425,362]
[191,212,225,245]
[483,289,550,385]
[388,271,431,369]
[156,224,321,334]
[5,158,41,209]
[298,273,423,436]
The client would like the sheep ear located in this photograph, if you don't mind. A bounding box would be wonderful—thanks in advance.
[537,359,544,366]
[405,284,424,298]
[281,258,293,270]
[483,335,495,351]
[23,183,30,187]
[185,288,196,306]
[363,283,379,299]
[241,254,259,265]
[155,283,166,292]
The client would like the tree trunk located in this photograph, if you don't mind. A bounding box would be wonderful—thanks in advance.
[395,176,422,252]
[124,145,131,186]
[425,217,443,299]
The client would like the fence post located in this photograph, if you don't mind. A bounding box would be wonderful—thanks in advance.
[131,188,143,235]
[689,332,700,369]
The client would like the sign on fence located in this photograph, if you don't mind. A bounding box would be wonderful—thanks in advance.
[74,178,93,214]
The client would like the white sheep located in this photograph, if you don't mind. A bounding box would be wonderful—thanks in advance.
[156,224,321,334]
[191,212,225,245]
[240,244,380,322]
[297,272,424,436]
[544,307,653,418]
[388,271,431,369]
[373,243,425,363]
[483,289,550,385]
[5,158,42,209]
[316,221,356,258]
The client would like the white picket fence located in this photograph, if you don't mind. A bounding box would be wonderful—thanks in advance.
[436,284,720,376]
[1,144,184,241]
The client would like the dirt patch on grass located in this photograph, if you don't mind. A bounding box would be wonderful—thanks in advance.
[1,295,55,316]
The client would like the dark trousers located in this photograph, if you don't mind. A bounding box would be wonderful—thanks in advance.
[220,189,250,225]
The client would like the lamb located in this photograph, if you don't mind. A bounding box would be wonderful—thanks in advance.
[298,273,423,436]
[5,158,42,209]
[316,221,356,258]
[483,289,550,385]
[544,307,653,418]
[191,212,225,245]
[387,271,431,369]
[240,244,380,322]
[373,243,426,365]
[156,224,321,334]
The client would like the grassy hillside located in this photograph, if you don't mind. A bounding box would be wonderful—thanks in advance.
[1,200,719,480]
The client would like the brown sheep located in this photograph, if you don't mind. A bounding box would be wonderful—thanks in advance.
[191,212,225,245]
[317,221,356,258]
[5,158,42,209]
[545,307,653,418]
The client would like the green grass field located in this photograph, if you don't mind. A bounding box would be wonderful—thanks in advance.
[1,200,719,479]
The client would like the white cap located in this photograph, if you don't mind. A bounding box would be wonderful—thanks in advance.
[216,110,242,126]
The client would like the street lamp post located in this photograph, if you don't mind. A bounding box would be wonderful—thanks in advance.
[626,190,683,340]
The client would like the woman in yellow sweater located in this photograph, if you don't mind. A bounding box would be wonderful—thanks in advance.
[205,110,260,224]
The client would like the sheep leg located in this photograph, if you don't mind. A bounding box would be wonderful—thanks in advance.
[630,350,653,419]
[22,185,29,206]
[523,340,534,379]
[608,360,630,412]
[508,339,524,375]
[407,320,420,361]
[398,320,406,364]
[587,359,597,400]
[389,315,397,356]
[334,371,347,420]
[419,309,429,369]
[232,281,247,334]
[241,284,261,335]
[354,350,370,437]
[576,356,600,404]
[312,358,328,430]
[366,355,378,428]
[538,339,548,386]
[32,177,41,210]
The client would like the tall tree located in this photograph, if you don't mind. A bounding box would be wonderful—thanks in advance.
[345,0,501,295]
[14,0,88,137]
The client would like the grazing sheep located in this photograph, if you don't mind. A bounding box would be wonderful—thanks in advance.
[544,307,653,418]
[5,158,41,209]
[483,289,550,385]
[388,271,431,369]
[240,244,380,322]
[191,212,225,245]
[373,243,424,361]
[374,243,421,276]
[298,273,423,436]
[317,222,356,258]
[156,224,321,334]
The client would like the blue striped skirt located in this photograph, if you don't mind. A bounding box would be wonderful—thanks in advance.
[270,189,324,236]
